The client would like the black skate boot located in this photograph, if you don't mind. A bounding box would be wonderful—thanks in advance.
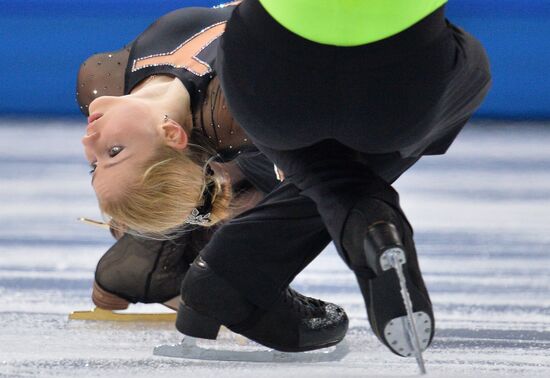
[93,227,216,310]
[176,256,348,352]
[343,193,434,363]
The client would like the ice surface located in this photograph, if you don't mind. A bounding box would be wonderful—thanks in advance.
[0,120,549,377]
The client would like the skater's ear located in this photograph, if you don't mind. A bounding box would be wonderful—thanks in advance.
[161,119,188,151]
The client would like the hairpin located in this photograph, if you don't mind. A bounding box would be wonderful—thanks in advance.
[184,207,212,225]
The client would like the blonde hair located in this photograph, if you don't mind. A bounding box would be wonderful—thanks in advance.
[99,144,232,238]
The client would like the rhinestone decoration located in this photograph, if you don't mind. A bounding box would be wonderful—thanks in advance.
[185,208,211,226]
[131,21,227,77]
[213,1,242,9]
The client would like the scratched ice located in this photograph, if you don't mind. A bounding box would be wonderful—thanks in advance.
[0,120,549,377]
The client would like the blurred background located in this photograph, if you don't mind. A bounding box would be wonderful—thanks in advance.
[0,0,549,119]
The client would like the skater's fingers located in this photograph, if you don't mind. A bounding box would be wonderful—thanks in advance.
[109,219,128,240]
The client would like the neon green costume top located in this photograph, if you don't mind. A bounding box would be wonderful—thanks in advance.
[258,0,448,46]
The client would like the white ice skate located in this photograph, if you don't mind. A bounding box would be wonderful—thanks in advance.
[153,336,349,363]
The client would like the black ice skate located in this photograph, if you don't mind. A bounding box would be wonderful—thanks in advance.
[343,196,433,374]
[92,227,215,311]
[173,256,348,356]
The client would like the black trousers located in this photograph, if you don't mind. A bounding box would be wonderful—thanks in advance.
[204,0,491,309]
[203,149,418,309]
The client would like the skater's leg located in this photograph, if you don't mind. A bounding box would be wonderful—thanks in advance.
[201,181,331,309]
[93,230,210,310]
[254,140,433,358]
[255,140,416,264]
[177,182,351,351]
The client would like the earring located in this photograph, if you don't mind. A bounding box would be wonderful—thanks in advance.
[163,114,169,122]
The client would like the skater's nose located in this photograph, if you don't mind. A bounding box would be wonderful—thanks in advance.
[81,131,100,147]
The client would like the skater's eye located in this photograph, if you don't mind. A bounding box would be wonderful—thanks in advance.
[88,146,124,177]
[89,161,97,175]
[108,145,124,158]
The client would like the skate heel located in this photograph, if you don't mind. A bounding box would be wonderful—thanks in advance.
[384,311,432,357]
[363,222,405,275]
[176,302,221,340]
[92,281,130,310]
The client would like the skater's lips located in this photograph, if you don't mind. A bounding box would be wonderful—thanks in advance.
[87,113,103,125]
[86,113,102,135]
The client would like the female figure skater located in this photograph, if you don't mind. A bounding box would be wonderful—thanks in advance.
[174,0,492,364]
[77,2,349,352]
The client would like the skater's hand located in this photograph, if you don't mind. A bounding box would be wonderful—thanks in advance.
[109,219,127,240]
[211,161,238,188]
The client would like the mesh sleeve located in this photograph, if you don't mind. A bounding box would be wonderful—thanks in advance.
[76,47,131,116]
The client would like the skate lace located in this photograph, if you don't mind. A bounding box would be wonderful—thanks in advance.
[282,288,325,318]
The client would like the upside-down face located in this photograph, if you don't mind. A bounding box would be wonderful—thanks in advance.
[82,95,164,203]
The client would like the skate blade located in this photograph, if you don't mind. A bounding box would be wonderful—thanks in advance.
[153,337,349,363]
[68,307,176,322]
[384,311,431,357]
